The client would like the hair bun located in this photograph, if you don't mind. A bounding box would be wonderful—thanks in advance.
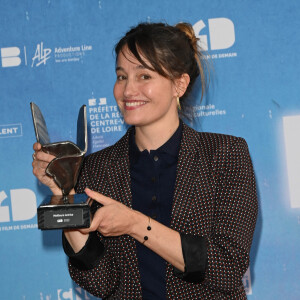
[175,22,199,53]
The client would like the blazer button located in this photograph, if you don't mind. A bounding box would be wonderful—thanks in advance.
[153,155,159,162]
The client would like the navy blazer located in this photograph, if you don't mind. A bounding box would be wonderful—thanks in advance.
[67,123,258,299]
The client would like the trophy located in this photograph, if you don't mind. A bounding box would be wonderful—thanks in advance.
[31,102,91,230]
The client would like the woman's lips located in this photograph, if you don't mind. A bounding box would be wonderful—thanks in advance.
[124,100,147,110]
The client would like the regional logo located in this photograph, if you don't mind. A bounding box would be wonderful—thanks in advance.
[193,17,237,59]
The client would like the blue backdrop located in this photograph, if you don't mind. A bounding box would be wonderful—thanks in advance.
[1,1,300,299]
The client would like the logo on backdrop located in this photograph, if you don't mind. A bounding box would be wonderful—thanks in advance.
[1,42,93,68]
[88,97,126,150]
[0,189,38,231]
[282,114,300,208]
[39,287,95,300]
[242,267,252,295]
[57,287,94,300]
[31,42,52,67]
[193,17,237,59]
[0,47,23,67]
[185,103,227,119]
[0,123,23,138]
[54,44,92,63]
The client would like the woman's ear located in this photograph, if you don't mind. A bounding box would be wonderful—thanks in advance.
[174,73,190,97]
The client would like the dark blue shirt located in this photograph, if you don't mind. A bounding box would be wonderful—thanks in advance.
[129,122,182,300]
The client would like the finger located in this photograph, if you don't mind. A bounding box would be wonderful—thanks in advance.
[85,188,114,206]
[79,227,91,234]
[32,158,51,170]
[35,150,56,163]
[32,160,50,175]
[33,142,42,151]
[79,211,102,233]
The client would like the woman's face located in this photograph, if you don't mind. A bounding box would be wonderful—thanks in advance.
[113,47,179,130]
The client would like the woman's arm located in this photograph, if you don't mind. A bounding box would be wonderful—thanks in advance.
[201,137,258,292]
[79,188,185,271]
[33,143,122,298]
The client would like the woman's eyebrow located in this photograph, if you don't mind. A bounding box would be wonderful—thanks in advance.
[116,65,147,72]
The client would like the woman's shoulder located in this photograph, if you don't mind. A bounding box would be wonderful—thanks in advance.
[182,123,249,153]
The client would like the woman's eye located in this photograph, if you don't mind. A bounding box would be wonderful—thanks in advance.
[140,74,151,80]
[117,75,126,81]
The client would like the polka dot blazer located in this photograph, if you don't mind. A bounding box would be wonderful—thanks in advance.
[69,123,258,299]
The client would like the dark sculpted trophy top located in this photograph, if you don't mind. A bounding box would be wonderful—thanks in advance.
[31,102,90,230]
[31,102,87,201]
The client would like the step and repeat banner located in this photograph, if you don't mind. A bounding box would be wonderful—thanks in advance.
[0,1,299,299]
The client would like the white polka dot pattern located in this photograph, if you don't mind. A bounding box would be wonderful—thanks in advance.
[68,123,258,299]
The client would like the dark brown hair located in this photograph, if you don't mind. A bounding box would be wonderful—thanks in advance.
[114,22,208,110]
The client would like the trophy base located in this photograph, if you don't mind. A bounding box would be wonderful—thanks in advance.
[37,194,91,230]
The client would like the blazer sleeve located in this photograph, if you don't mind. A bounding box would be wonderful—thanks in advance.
[62,153,121,299]
[205,137,258,292]
[175,137,258,293]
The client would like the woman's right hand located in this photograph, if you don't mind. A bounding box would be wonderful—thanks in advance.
[32,142,61,195]
[33,142,87,252]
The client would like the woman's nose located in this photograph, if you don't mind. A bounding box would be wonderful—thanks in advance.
[123,78,138,98]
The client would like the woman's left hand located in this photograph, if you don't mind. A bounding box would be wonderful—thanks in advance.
[80,188,138,236]
[81,189,185,272]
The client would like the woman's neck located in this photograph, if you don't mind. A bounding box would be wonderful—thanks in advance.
[134,118,180,152]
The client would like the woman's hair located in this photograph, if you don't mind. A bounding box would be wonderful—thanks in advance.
[114,22,208,110]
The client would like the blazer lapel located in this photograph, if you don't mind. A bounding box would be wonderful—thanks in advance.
[170,124,214,234]
[104,129,133,207]
[170,124,198,232]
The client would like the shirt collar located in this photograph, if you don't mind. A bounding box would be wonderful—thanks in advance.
[129,120,183,163]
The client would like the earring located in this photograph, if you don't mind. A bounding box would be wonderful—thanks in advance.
[177,96,181,110]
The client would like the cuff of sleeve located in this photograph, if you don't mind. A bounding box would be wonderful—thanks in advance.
[62,231,105,270]
[173,233,208,283]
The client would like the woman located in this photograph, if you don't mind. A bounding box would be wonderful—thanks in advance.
[32,22,258,299]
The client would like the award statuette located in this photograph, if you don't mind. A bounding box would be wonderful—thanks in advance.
[31,102,91,230]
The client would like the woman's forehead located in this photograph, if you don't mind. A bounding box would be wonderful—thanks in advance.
[116,46,152,70]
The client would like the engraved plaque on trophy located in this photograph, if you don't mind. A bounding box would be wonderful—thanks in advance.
[31,102,91,230]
